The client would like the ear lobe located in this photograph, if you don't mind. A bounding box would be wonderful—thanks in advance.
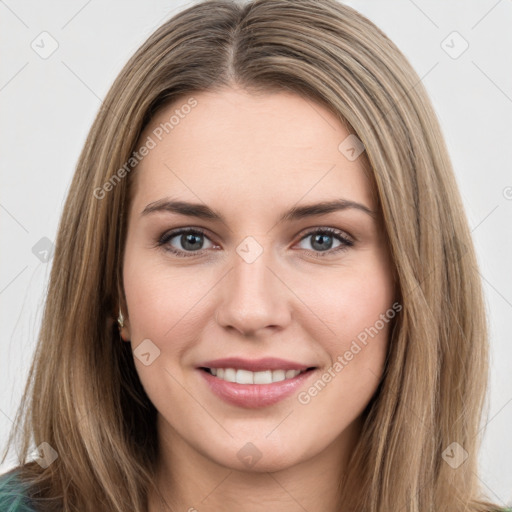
[119,324,131,342]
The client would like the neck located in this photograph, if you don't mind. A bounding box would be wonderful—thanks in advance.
[148,414,362,512]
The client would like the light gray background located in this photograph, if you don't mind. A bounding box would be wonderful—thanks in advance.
[1,0,511,505]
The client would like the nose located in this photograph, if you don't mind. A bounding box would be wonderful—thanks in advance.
[215,240,292,338]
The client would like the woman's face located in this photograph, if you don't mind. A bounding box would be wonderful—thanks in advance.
[122,87,395,473]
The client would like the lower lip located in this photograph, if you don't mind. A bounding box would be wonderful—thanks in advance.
[198,368,316,409]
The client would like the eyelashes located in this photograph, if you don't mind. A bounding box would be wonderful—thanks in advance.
[156,226,354,259]
[157,228,215,257]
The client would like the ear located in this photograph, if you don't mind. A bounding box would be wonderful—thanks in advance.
[119,313,131,342]
[117,282,131,342]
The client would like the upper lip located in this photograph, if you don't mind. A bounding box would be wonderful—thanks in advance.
[197,357,316,372]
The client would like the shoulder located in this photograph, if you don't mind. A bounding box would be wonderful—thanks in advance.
[0,470,37,512]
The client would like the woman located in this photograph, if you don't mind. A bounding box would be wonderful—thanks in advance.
[0,0,507,510]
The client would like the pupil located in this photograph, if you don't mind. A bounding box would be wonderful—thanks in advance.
[183,233,202,250]
[312,234,332,251]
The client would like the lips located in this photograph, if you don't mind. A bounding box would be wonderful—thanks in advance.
[196,357,317,408]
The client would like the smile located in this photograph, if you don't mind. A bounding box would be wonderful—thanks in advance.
[196,357,318,408]
[200,367,311,384]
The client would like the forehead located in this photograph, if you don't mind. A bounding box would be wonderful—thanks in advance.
[130,88,374,219]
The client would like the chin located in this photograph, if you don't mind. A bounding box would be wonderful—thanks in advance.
[213,437,310,474]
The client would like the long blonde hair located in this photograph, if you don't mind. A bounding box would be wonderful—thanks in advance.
[2,1,499,510]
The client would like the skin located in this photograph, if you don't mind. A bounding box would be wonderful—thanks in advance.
[120,86,395,511]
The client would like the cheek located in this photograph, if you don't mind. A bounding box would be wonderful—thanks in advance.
[122,255,208,402]
[294,266,394,424]
[123,250,206,339]
[301,257,395,352]
[124,266,169,339]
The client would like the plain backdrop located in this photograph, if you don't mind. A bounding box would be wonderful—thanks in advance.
[1,0,511,506]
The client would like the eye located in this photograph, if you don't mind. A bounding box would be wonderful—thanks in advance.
[157,228,215,257]
[296,227,353,257]
[157,226,354,258]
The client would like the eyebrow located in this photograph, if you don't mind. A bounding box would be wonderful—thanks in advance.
[141,198,376,223]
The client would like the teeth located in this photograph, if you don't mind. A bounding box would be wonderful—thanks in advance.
[207,367,303,384]
[224,368,236,382]
[236,369,254,384]
[272,369,286,382]
[285,369,298,379]
[254,370,272,384]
